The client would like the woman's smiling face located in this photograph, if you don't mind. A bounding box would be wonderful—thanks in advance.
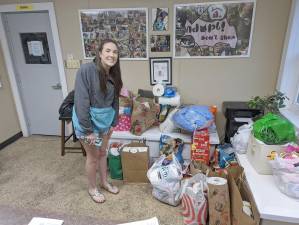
[99,42,118,71]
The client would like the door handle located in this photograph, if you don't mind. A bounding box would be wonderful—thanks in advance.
[51,83,62,90]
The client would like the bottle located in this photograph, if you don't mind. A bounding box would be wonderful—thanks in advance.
[210,105,217,119]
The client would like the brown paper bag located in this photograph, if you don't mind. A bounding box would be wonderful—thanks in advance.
[121,142,149,183]
[228,173,260,225]
[190,161,260,225]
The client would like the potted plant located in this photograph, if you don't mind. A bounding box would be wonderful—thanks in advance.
[248,90,289,116]
[247,90,295,145]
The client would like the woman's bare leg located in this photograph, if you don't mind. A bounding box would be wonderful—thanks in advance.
[97,132,119,194]
[80,140,105,202]
[98,133,109,185]
[81,141,99,190]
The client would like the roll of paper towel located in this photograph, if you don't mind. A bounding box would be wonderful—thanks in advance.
[207,177,231,225]
[152,84,165,96]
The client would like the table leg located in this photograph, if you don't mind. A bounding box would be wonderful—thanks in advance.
[61,120,65,156]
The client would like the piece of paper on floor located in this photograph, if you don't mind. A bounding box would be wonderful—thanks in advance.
[28,217,64,225]
[117,217,159,225]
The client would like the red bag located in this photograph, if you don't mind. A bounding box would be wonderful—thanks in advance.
[113,115,131,131]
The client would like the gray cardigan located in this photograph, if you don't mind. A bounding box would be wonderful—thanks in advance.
[74,62,119,134]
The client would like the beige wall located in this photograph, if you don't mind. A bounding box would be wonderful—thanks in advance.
[0,44,20,142]
[0,0,291,140]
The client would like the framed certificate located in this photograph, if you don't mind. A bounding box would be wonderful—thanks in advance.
[149,57,172,85]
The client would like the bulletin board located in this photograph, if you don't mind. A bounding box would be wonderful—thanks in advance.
[79,8,148,60]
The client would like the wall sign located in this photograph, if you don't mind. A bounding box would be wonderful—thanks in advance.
[20,32,51,64]
[174,1,256,58]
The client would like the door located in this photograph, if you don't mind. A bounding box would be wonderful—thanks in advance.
[3,11,63,135]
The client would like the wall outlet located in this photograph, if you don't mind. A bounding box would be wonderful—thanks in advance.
[65,59,81,69]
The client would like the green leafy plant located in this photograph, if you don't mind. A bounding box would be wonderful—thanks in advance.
[248,90,289,115]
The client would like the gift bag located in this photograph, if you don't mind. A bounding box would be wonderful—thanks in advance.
[113,114,131,131]
[114,89,134,131]
[130,97,160,135]
[108,143,123,180]
[119,88,134,108]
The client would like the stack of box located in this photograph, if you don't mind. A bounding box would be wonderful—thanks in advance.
[191,128,210,165]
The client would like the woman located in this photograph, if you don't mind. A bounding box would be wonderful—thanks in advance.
[72,39,123,203]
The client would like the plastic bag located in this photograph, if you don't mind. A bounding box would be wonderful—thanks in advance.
[269,157,299,199]
[253,113,296,145]
[231,123,252,154]
[152,184,181,206]
[180,173,208,225]
[147,154,183,206]
[159,108,179,133]
[172,105,214,132]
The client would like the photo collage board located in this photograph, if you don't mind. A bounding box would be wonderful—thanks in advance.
[79,8,148,60]
[79,1,255,60]
[79,1,256,83]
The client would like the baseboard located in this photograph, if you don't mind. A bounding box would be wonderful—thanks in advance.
[0,132,23,151]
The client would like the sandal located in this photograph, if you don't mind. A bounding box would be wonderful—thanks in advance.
[88,189,105,203]
[101,183,119,194]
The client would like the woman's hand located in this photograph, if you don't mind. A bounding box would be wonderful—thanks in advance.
[85,133,97,145]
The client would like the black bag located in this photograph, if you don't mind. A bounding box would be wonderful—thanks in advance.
[59,90,74,118]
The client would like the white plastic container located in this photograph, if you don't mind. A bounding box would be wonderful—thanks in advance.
[246,134,285,175]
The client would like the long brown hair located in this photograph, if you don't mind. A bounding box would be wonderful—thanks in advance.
[94,39,123,96]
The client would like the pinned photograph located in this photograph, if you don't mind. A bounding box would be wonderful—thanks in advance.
[152,8,168,31]
[150,35,170,52]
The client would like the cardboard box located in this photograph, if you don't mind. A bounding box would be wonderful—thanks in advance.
[121,142,149,183]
